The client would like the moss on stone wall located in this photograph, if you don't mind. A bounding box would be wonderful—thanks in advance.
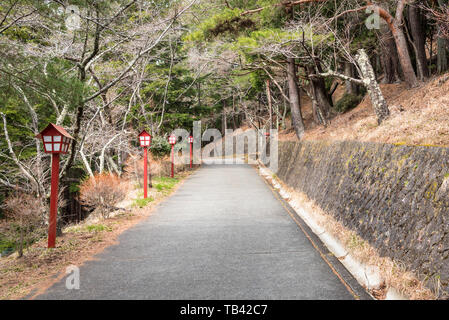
[277,140,449,295]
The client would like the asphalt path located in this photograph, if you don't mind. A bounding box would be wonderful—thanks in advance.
[34,164,370,300]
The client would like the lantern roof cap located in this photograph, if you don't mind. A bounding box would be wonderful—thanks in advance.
[36,123,74,140]
[138,130,151,137]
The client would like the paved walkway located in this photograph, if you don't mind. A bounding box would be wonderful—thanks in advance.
[35,164,370,300]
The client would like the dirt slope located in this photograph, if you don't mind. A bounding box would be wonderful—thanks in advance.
[280,75,449,147]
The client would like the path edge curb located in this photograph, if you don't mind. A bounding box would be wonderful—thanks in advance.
[255,161,408,301]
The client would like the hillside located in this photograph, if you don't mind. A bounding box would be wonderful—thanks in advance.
[280,75,449,148]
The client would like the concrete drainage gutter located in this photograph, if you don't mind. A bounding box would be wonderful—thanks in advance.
[258,164,407,300]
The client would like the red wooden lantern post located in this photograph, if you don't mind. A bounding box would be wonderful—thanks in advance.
[188,136,194,169]
[264,131,270,143]
[36,123,73,249]
[168,135,177,178]
[138,131,152,199]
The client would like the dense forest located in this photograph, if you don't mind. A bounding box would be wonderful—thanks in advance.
[0,0,448,238]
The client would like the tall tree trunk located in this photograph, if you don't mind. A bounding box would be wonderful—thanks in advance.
[197,82,201,107]
[373,1,419,87]
[344,61,359,94]
[380,22,402,83]
[391,19,418,87]
[437,38,448,73]
[222,101,227,135]
[232,93,237,130]
[408,2,429,80]
[265,79,272,130]
[18,227,24,258]
[276,104,280,131]
[311,62,333,117]
[282,81,288,130]
[287,58,305,139]
[356,49,390,123]
[307,64,331,126]
[436,0,449,74]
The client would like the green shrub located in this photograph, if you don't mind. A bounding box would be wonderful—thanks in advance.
[85,224,112,233]
[154,177,179,193]
[0,235,15,254]
[133,197,154,208]
[150,136,171,158]
[334,93,364,113]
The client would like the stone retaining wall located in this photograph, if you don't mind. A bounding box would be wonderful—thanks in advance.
[276,140,449,295]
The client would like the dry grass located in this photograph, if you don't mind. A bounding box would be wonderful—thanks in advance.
[280,75,449,147]
[264,169,436,300]
[0,169,195,300]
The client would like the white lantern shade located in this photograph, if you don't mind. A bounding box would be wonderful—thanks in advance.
[42,134,70,153]
[138,131,151,147]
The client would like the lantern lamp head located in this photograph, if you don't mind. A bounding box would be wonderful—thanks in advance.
[264,132,270,137]
[36,123,73,154]
[168,135,177,145]
[188,136,194,144]
[138,130,152,147]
